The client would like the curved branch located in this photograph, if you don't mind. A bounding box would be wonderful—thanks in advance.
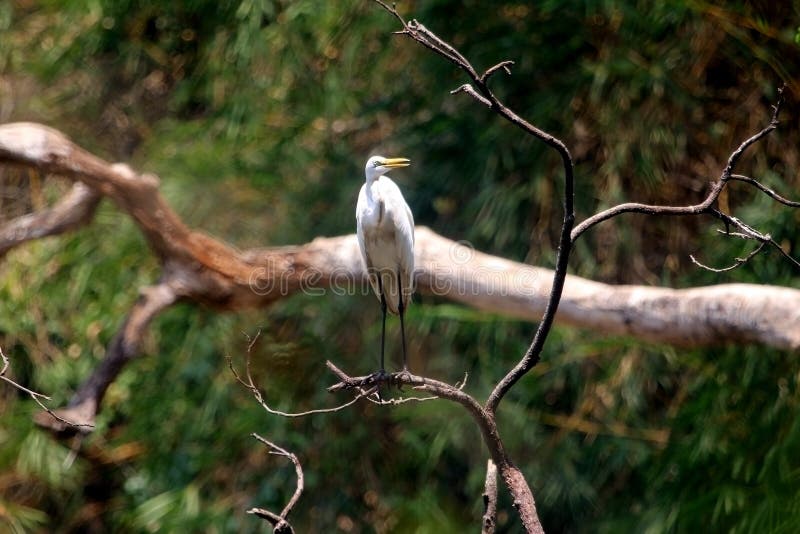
[228,338,378,418]
[33,282,177,433]
[481,61,514,83]
[570,86,786,242]
[720,85,784,178]
[0,181,100,257]
[571,199,712,242]
[729,174,800,208]
[690,240,768,272]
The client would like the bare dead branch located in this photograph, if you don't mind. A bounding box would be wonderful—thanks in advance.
[403,19,481,79]
[0,181,100,257]
[721,85,784,179]
[34,283,176,434]
[332,367,468,407]
[326,362,491,444]
[707,208,800,270]
[378,11,575,430]
[326,360,544,533]
[248,508,293,534]
[375,1,475,74]
[228,352,376,418]
[572,200,712,241]
[482,459,499,534]
[729,174,800,207]
[1,346,95,431]
[571,86,788,243]
[248,433,303,534]
[690,240,768,272]
[481,60,514,83]
[768,238,800,270]
[451,84,492,107]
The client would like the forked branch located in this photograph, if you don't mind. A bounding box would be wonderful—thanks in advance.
[570,86,793,276]
[327,362,544,533]
[248,434,303,534]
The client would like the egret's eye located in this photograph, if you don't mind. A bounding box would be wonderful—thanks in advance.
[373,161,382,168]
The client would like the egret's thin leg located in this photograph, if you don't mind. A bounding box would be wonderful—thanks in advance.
[379,276,387,373]
[398,271,408,372]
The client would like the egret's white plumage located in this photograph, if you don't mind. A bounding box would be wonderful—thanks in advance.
[356,155,414,371]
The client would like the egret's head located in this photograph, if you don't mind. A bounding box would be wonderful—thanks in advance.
[365,155,410,182]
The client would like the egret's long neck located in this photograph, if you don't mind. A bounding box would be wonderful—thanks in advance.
[365,174,379,205]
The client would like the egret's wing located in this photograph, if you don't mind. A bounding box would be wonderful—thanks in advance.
[383,178,416,305]
[356,184,381,300]
[397,201,415,291]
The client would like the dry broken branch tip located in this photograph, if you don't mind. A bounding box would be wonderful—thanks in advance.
[1,346,95,433]
[247,433,303,534]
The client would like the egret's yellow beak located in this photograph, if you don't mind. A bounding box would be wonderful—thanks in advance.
[382,157,411,168]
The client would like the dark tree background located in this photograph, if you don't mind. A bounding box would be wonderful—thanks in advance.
[1,1,799,532]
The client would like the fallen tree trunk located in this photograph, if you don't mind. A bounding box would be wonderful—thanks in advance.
[0,122,797,429]
[1,122,797,349]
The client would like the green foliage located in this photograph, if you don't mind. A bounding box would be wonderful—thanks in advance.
[1,0,799,532]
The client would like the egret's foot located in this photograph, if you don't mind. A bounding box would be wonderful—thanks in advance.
[362,369,388,401]
[361,369,388,386]
[393,368,414,390]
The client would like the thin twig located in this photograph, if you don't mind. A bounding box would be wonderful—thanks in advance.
[709,210,764,240]
[729,174,800,207]
[767,237,800,269]
[227,350,374,418]
[0,346,95,430]
[690,241,768,272]
[480,60,514,82]
[720,85,785,180]
[715,229,758,239]
[365,394,439,405]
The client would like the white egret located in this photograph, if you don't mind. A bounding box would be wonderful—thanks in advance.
[356,155,415,373]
